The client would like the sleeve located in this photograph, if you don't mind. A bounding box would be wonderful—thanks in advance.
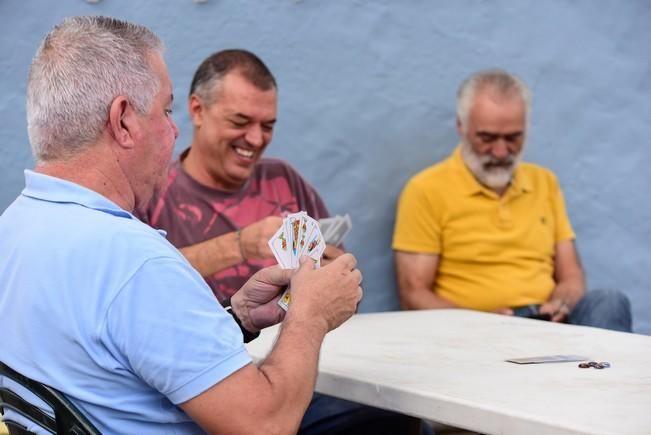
[549,172,575,242]
[392,176,442,254]
[105,257,251,404]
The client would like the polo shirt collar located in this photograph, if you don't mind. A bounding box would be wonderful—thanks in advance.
[21,169,134,219]
[451,146,533,198]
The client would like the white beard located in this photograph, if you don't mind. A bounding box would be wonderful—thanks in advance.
[460,140,524,191]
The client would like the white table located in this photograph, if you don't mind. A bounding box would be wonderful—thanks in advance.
[246,309,651,435]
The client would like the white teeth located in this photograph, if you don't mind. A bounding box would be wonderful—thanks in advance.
[234,147,254,158]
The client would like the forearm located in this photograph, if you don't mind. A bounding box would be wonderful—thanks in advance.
[550,240,586,310]
[180,231,243,277]
[183,313,327,435]
[183,255,360,435]
[550,274,585,308]
[253,314,328,433]
[400,287,457,310]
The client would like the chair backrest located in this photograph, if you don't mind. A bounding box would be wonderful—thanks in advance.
[0,362,100,435]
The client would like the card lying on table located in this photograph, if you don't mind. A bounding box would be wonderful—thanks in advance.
[268,211,326,311]
[506,355,590,364]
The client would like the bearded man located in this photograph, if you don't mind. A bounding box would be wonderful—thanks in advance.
[391,69,632,332]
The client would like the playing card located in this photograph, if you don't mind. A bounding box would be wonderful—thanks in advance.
[277,288,292,311]
[269,211,325,311]
[267,224,291,268]
[304,224,325,266]
[324,213,352,246]
[318,217,338,240]
[322,217,341,243]
[505,355,590,364]
[286,212,304,268]
[295,213,310,266]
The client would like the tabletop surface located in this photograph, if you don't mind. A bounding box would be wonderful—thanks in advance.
[246,309,651,435]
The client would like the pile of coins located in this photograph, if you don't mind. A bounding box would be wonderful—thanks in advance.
[578,361,610,369]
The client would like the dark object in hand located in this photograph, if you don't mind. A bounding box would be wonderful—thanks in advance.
[527,312,551,321]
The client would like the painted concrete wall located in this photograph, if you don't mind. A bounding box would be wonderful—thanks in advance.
[1,1,650,333]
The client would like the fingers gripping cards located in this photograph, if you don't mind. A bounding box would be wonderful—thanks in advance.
[268,212,326,310]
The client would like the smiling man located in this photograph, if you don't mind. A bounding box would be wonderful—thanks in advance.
[392,69,632,332]
[139,50,419,434]
[140,50,344,304]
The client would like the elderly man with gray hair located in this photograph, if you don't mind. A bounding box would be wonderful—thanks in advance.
[0,16,364,434]
[393,68,632,332]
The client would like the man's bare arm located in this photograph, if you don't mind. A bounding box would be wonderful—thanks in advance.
[180,254,362,435]
[539,239,585,321]
[394,250,457,310]
[180,216,284,277]
[180,319,326,435]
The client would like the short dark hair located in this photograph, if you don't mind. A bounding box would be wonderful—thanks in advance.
[189,49,277,104]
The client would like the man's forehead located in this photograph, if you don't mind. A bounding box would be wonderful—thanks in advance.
[217,71,276,97]
[149,53,174,95]
[470,91,525,121]
[217,83,277,119]
[474,88,524,108]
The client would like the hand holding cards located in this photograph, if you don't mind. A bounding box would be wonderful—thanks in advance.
[268,211,326,310]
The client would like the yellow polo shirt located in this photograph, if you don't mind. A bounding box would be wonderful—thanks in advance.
[392,147,575,311]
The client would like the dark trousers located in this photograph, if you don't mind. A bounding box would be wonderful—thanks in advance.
[512,289,632,332]
[299,393,433,435]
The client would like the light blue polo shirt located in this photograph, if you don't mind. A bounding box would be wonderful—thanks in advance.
[0,170,251,434]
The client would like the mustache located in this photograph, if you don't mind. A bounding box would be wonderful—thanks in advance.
[480,156,515,169]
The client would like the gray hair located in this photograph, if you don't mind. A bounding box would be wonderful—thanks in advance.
[27,16,163,162]
[456,69,531,131]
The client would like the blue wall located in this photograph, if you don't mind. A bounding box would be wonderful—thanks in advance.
[1,1,650,333]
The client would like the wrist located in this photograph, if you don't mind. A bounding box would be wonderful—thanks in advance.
[230,293,258,333]
[235,229,247,262]
[550,298,571,314]
[285,308,329,338]
[226,306,260,343]
[223,295,260,342]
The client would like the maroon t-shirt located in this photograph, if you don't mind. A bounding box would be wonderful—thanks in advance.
[140,150,329,303]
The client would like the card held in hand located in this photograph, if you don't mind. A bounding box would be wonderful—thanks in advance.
[319,213,352,246]
[268,211,326,311]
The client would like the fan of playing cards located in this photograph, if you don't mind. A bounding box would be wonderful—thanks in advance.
[268,212,326,310]
[268,211,326,270]
[268,211,353,311]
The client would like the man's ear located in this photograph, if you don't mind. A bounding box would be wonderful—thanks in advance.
[188,95,204,128]
[108,96,137,149]
[456,116,464,138]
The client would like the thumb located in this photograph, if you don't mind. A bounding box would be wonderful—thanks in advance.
[251,265,292,287]
[297,255,316,272]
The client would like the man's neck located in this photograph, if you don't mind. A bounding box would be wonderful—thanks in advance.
[492,184,510,197]
[181,145,244,192]
[35,144,135,211]
[181,146,214,188]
